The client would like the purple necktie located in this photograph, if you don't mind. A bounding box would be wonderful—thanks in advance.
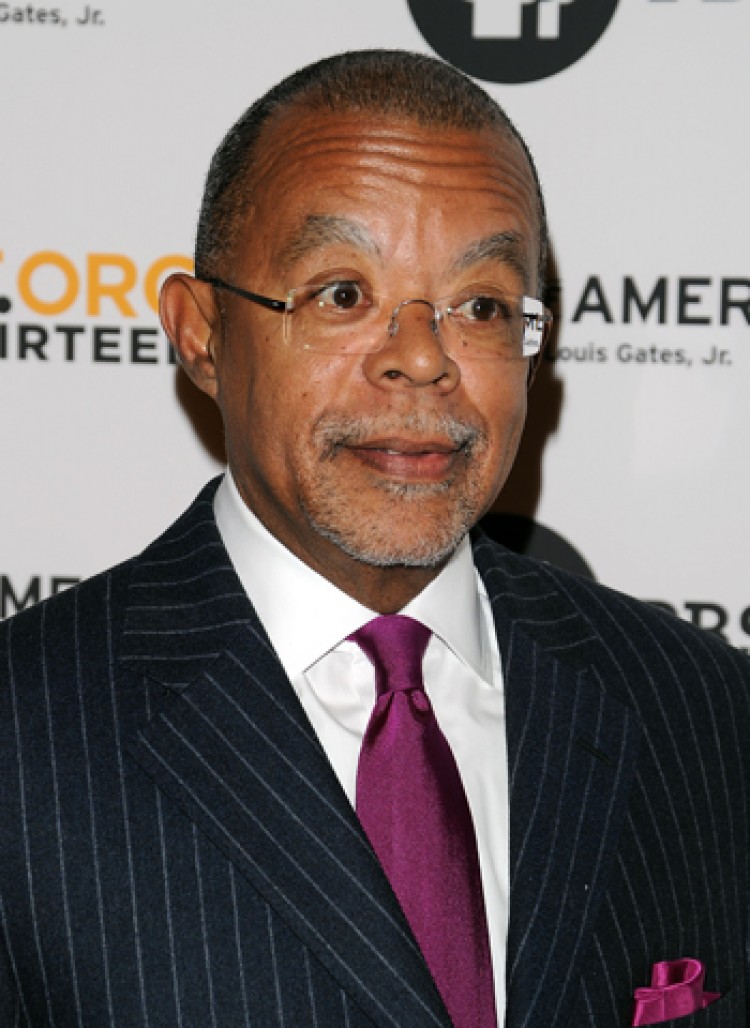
[352,615,497,1027]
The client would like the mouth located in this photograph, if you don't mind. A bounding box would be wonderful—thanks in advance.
[314,412,482,485]
[346,437,466,481]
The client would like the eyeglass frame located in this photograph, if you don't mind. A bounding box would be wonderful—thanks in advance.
[200,275,551,359]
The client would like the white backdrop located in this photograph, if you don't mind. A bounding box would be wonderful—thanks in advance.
[1,0,748,649]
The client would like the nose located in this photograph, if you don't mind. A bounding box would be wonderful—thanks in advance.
[363,297,460,392]
[387,298,439,340]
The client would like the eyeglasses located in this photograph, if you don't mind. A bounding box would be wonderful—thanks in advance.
[202,276,552,361]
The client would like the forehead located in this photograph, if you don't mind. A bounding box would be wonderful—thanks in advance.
[238,107,540,287]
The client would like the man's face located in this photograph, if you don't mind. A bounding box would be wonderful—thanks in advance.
[206,107,540,603]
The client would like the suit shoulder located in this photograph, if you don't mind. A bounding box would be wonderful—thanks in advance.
[0,557,136,662]
[542,557,746,666]
[0,479,223,655]
[472,531,750,687]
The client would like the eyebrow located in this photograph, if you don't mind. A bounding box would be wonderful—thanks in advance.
[275,214,381,272]
[451,231,531,292]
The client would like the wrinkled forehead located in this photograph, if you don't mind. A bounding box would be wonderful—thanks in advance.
[252,103,536,205]
[236,106,542,289]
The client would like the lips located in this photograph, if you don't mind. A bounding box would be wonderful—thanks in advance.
[347,437,463,480]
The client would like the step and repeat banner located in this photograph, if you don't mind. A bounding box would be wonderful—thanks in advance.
[1,0,748,649]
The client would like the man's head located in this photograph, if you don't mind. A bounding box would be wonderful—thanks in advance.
[161,49,549,611]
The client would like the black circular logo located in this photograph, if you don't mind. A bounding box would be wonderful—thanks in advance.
[479,513,596,581]
[407,0,620,84]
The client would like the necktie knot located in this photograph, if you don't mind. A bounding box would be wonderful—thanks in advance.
[349,615,431,697]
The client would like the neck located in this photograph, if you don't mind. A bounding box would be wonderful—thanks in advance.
[325,561,446,614]
[274,525,447,612]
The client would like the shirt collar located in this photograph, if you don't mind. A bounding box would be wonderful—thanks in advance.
[400,535,489,682]
[214,471,491,683]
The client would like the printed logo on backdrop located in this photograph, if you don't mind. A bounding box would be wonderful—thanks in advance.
[1,576,80,620]
[0,4,106,28]
[0,249,191,365]
[545,274,750,370]
[476,516,750,653]
[406,0,619,83]
[649,600,750,656]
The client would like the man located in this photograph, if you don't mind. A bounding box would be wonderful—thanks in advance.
[0,50,747,1028]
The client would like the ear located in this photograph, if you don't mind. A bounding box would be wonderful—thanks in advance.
[160,273,220,398]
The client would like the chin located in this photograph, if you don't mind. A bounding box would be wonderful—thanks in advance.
[305,492,479,570]
[323,529,463,569]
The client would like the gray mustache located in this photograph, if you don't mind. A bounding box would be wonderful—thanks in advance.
[314,412,482,456]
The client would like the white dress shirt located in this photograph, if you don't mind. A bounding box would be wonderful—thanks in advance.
[214,471,509,1019]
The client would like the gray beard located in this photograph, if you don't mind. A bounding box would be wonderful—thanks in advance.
[307,487,474,568]
[302,411,486,568]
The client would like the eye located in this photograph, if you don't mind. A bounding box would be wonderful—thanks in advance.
[314,280,366,311]
[455,294,513,323]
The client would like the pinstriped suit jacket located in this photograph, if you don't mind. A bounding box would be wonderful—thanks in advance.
[1,479,748,1027]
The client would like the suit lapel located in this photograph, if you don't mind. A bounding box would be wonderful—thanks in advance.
[121,481,449,1028]
[473,533,643,1028]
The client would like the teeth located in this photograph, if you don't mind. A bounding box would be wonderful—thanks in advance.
[382,449,434,456]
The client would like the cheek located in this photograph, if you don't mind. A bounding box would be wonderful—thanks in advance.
[221,353,344,471]
[472,371,528,433]
[476,379,529,474]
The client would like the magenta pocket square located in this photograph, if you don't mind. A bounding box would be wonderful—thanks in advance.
[632,958,720,1025]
